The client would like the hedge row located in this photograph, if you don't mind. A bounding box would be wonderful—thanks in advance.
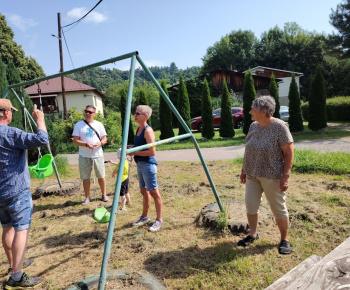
[301,96,350,121]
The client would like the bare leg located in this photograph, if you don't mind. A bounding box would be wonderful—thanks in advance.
[120,196,127,208]
[247,213,259,238]
[125,193,131,203]
[140,188,151,217]
[149,188,162,221]
[83,179,91,199]
[98,178,107,195]
[10,229,30,273]
[2,227,15,267]
[276,217,289,241]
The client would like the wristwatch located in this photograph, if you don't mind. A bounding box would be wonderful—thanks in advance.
[282,172,290,176]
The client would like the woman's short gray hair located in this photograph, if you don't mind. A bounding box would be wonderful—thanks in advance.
[252,96,276,116]
[137,105,152,118]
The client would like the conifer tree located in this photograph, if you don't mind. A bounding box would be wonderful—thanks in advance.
[219,79,235,138]
[177,75,191,135]
[159,79,174,140]
[0,56,8,97]
[288,74,304,132]
[201,78,215,139]
[119,86,134,144]
[270,73,280,118]
[242,70,256,135]
[308,64,327,131]
[7,59,24,130]
[137,88,151,126]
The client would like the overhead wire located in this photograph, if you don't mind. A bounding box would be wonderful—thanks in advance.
[58,0,103,71]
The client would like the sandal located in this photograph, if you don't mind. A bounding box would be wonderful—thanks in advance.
[278,240,292,255]
[237,234,259,247]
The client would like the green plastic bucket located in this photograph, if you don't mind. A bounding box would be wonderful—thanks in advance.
[94,207,110,223]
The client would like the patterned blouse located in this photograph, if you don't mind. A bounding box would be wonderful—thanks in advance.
[242,119,293,179]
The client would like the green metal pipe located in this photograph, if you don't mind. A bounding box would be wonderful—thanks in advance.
[8,51,139,89]
[126,133,192,154]
[98,54,137,290]
[9,88,63,187]
[136,55,224,212]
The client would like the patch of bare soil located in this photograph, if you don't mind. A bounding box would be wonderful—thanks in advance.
[0,161,349,289]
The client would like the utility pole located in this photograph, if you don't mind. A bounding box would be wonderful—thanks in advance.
[57,13,68,119]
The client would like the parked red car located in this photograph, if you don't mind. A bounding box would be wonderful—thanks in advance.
[191,107,244,131]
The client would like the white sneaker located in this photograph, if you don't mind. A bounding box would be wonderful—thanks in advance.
[118,207,127,213]
[149,220,163,232]
[132,216,150,226]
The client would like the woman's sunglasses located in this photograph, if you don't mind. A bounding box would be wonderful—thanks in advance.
[133,112,144,116]
[85,110,95,114]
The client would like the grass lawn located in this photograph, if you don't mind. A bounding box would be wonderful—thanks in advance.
[0,152,349,289]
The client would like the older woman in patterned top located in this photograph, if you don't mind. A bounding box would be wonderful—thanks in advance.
[238,96,294,255]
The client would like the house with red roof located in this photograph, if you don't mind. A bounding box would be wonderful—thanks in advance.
[25,76,106,116]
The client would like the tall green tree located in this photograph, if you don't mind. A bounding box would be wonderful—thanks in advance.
[137,87,151,126]
[6,59,24,130]
[177,75,191,135]
[201,79,215,139]
[159,79,174,140]
[329,0,350,57]
[269,73,280,118]
[119,86,134,144]
[219,79,235,138]
[0,56,8,97]
[242,71,256,135]
[201,30,258,73]
[288,74,304,132]
[0,13,44,80]
[308,65,327,131]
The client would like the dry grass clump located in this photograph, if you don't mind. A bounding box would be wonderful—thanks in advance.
[0,161,349,289]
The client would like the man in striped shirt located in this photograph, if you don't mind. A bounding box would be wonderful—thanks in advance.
[0,99,49,289]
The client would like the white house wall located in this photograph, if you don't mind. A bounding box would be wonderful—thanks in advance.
[278,77,301,106]
[56,91,104,115]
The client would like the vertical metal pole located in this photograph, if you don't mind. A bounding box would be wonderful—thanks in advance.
[57,13,68,120]
[98,54,137,290]
[136,55,224,212]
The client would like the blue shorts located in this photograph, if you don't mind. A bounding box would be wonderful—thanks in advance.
[136,161,158,191]
[0,189,33,231]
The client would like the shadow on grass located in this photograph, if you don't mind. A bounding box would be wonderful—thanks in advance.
[144,242,276,279]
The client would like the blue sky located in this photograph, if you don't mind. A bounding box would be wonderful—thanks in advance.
[1,0,342,76]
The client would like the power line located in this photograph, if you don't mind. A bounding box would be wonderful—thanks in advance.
[62,31,75,69]
[61,0,103,29]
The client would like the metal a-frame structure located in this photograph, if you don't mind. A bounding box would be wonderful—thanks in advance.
[2,51,224,289]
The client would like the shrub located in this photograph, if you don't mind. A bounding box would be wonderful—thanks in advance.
[288,74,304,132]
[270,73,280,119]
[159,79,174,140]
[242,70,256,135]
[301,96,350,121]
[201,78,215,139]
[219,79,235,138]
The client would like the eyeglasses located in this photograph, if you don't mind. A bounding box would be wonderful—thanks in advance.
[0,109,14,112]
[85,110,95,114]
[133,112,144,116]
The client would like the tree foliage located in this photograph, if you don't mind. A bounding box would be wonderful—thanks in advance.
[288,74,304,132]
[119,86,135,144]
[219,79,235,138]
[308,65,327,131]
[201,79,215,139]
[201,30,258,73]
[242,71,256,135]
[159,79,174,140]
[137,87,151,126]
[329,0,350,57]
[177,75,191,135]
[269,73,280,118]
[0,13,44,81]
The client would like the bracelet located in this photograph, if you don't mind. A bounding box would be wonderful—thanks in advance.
[85,143,87,147]
[282,172,290,176]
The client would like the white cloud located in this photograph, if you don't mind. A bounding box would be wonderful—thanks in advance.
[7,14,38,32]
[66,8,108,24]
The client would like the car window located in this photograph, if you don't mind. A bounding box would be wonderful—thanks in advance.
[232,109,239,113]
[213,109,221,116]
